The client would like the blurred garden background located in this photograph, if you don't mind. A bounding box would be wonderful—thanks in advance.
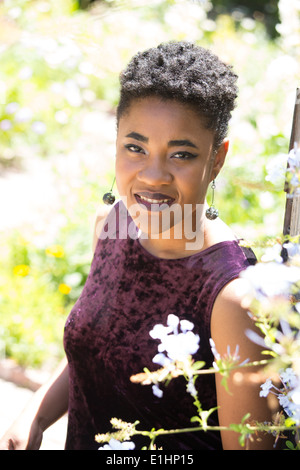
[0,0,299,374]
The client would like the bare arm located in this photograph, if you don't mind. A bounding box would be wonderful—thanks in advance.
[0,358,69,450]
[211,278,279,450]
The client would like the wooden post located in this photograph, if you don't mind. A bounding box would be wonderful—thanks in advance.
[283,88,300,238]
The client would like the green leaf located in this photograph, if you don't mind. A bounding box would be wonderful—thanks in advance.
[285,440,295,450]
[261,350,278,358]
[190,416,201,424]
[192,361,206,370]
[241,413,251,423]
[285,417,297,427]
[229,423,241,433]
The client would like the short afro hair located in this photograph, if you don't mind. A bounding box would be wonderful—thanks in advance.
[116,41,238,148]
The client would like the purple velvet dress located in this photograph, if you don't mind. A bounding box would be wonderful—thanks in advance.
[63,201,255,450]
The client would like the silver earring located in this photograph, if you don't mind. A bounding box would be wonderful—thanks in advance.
[205,179,219,220]
[103,177,116,205]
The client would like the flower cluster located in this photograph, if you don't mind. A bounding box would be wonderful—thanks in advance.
[240,255,300,300]
[238,239,300,343]
[149,314,200,398]
[209,339,249,393]
[286,145,300,196]
[260,368,300,425]
[96,418,138,450]
[238,236,300,447]
[98,438,135,450]
[266,144,300,196]
[150,314,200,364]
[209,339,249,372]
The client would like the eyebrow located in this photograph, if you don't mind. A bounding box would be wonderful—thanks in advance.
[168,139,198,149]
[125,132,198,149]
[125,132,148,143]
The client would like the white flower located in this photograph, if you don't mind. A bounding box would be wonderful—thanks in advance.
[260,244,283,263]
[150,316,200,361]
[209,338,221,361]
[265,153,287,186]
[240,261,300,298]
[278,393,292,414]
[151,314,194,336]
[180,319,194,333]
[152,384,163,398]
[187,378,197,397]
[245,329,267,349]
[158,330,200,362]
[283,242,300,259]
[291,385,300,406]
[288,145,300,170]
[280,368,298,388]
[210,339,248,372]
[259,378,274,397]
[149,323,172,340]
[152,353,172,367]
[286,391,300,423]
[288,384,300,423]
[149,316,200,397]
[167,313,179,330]
[98,438,135,450]
[259,368,300,424]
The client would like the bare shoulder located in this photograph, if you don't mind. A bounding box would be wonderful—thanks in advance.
[214,276,248,306]
[92,204,112,253]
[205,217,236,247]
[211,277,262,361]
[212,277,250,327]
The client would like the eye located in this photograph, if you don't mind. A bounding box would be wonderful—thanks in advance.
[171,151,198,160]
[124,143,145,154]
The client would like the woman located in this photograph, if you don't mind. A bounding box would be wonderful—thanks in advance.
[0,42,277,450]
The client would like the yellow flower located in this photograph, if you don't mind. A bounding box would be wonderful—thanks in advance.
[13,264,30,277]
[58,283,72,295]
[45,245,65,258]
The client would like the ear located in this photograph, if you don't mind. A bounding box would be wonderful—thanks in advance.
[211,138,229,181]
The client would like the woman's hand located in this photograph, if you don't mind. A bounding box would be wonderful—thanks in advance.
[0,358,69,451]
[0,416,43,450]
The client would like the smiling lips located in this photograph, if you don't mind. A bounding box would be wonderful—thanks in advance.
[134,191,175,209]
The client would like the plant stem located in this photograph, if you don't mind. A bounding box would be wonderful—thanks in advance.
[193,358,271,376]
[137,423,299,439]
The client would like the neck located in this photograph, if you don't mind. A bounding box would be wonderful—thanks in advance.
[138,203,209,259]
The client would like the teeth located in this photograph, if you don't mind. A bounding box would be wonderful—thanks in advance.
[139,195,171,204]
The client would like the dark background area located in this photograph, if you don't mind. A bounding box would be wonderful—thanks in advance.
[78,0,280,38]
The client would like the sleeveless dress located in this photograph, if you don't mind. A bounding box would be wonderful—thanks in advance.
[63,201,256,450]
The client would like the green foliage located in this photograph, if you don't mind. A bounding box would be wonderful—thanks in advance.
[229,413,253,447]
[0,227,89,367]
[0,261,66,367]
[0,168,107,367]
[208,0,280,38]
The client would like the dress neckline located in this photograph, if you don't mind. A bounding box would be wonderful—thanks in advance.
[134,237,240,262]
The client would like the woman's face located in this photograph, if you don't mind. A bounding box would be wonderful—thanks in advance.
[115,96,228,237]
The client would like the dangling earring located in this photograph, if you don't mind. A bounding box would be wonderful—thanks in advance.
[103,177,116,205]
[205,179,219,220]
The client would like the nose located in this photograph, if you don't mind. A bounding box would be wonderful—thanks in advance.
[137,156,173,186]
